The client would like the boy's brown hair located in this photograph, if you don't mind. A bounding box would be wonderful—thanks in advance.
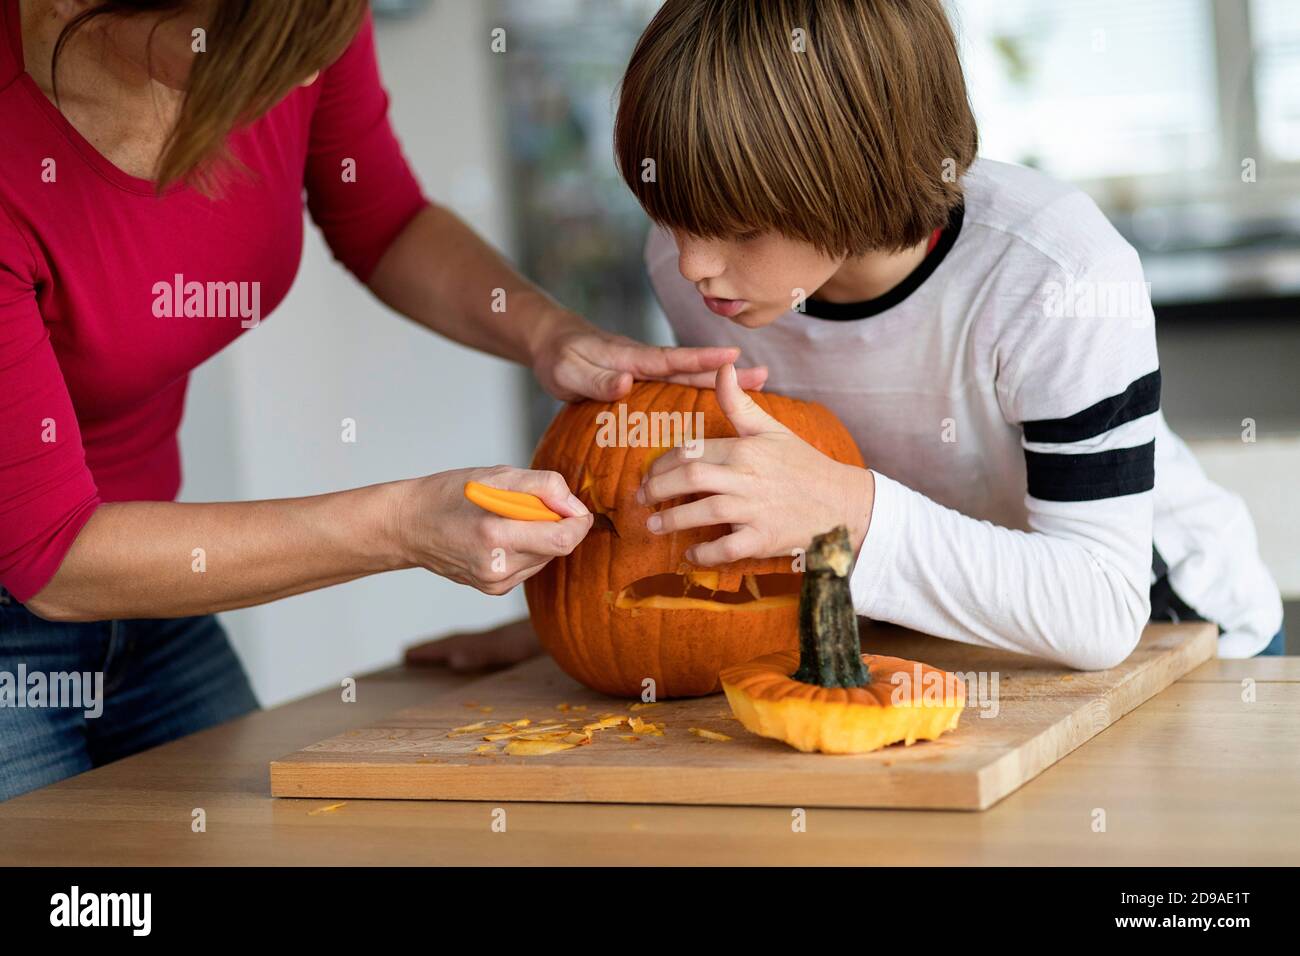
[614,0,978,255]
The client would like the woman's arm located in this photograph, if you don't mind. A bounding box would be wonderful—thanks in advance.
[25,467,591,623]
[366,204,770,401]
[26,486,394,621]
[365,203,570,369]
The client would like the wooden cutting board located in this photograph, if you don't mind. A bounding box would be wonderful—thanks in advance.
[270,621,1216,810]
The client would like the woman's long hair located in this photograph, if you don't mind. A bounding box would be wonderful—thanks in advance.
[52,0,367,192]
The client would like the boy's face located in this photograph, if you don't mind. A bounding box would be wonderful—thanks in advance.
[673,229,844,328]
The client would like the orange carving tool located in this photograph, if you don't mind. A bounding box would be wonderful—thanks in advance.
[464,481,562,521]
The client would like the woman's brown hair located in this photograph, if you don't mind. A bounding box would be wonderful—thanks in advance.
[614,0,978,255]
[52,0,368,192]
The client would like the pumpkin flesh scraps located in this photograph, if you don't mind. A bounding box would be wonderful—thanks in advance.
[721,526,965,754]
[465,711,658,757]
[582,715,629,732]
[614,572,801,612]
[450,705,705,755]
[482,723,566,741]
[627,716,664,736]
[448,720,493,736]
[689,728,732,742]
[504,739,577,756]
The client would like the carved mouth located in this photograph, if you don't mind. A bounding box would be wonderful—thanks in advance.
[614,572,801,611]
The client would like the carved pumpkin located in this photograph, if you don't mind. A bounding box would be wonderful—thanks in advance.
[721,527,964,753]
[525,382,865,698]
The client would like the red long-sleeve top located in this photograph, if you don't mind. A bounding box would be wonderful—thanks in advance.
[0,4,426,602]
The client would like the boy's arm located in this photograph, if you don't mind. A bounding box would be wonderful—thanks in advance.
[850,250,1159,669]
[641,249,1161,670]
[851,467,1153,670]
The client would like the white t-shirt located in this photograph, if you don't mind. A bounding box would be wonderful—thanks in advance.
[646,158,1282,664]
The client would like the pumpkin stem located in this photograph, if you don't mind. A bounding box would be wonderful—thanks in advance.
[792,526,870,688]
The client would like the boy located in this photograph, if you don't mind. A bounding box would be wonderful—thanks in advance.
[613,0,1282,666]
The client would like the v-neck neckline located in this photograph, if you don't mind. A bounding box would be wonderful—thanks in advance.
[6,0,184,197]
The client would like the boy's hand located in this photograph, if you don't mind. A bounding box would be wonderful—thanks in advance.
[530,309,768,401]
[637,364,874,565]
[404,617,541,672]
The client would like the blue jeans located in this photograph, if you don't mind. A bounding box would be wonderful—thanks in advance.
[0,586,258,802]
[1257,628,1287,656]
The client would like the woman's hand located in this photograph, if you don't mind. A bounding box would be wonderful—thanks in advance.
[529,307,768,401]
[389,465,592,595]
[636,364,875,565]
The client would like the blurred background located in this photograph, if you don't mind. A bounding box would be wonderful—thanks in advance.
[181,0,1299,706]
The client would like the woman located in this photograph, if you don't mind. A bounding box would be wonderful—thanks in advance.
[0,0,766,801]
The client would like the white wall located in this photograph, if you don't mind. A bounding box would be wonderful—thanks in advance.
[179,0,529,708]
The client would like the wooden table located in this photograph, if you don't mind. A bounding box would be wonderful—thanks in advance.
[1,657,1296,865]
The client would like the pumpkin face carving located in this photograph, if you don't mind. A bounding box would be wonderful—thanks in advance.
[524,382,865,698]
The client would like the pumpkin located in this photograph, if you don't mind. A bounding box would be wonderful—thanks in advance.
[721,526,964,753]
[524,381,865,698]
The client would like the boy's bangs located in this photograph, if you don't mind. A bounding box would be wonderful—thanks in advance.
[615,8,839,252]
[614,0,978,256]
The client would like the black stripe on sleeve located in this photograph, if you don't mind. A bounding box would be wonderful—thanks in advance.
[1024,441,1155,502]
[1022,369,1161,444]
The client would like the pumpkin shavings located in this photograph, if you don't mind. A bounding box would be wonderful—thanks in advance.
[448,719,493,736]
[516,727,592,744]
[307,802,347,816]
[628,716,665,736]
[581,715,629,732]
[689,727,732,742]
[483,723,566,741]
[628,701,661,712]
[504,739,577,756]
